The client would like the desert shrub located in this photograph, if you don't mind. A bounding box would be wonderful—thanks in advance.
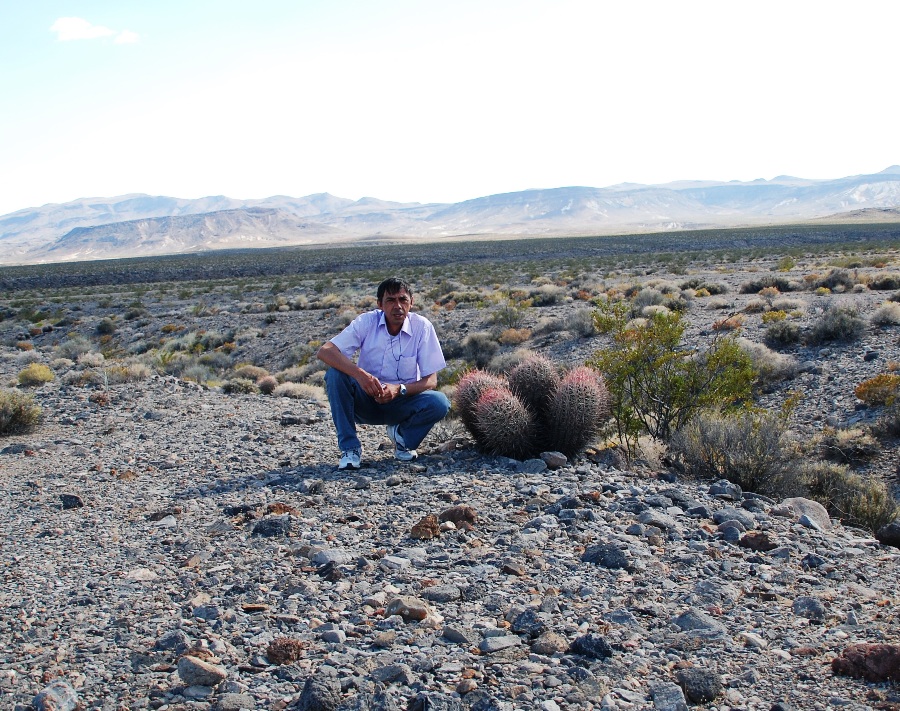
[529,284,564,307]
[590,301,754,443]
[807,305,866,344]
[55,335,92,361]
[765,319,802,347]
[272,382,326,403]
[459,332,500,368]
[743,299,766,314]
[712,315,744,331]
[868,272,900,290]
[531,317,567,336]
[670,407,796,495]
[873,402,900,437]
[631,287,664,316]
[498,328,531,345]
[706,297,730,310]
[772,296,805,311]
[761,310,787,324]
[78,352,105,368]
[737,338,798,388]
[739,275,797,294]
[681,279,728,295]
[817,426,881,464]
[800,461,898,532]
[486,348,534,375]
[198,330,232,351]
[776,256,796,272]
[222,378,258,395]
[233,364,269,381]
[0,390,42,435]
[855,374,900,406]
[257,375,278,394]
[890,290,900,304]
[182,364,214,384]
[96,318,117,336]
[492,302,529,329]
[816,268,858,292]
[18,363,55,386]
[871,302,900,327]
[565,309,598,337]
[124,307,148,320]
[106,362,152,383]
[15,341,33,352]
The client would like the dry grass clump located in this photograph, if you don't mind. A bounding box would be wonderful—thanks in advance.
[222,378,258,395]
[78,351,105,368]
[486,348,535,375]
[705,297,730,310]
[867,272,900,290]
[232,364,269,380]
[0,389,42,435]
[764,319,802,348]
[498,328,531,345]
[870,301,900,326]
[712,314,744,331]
[817,426,881,464]
[55,335,92,361]
[772,296,805,312]
[815,268,859,293]
[266,637,307,665]
[737,338,799,387]
[800,461,898,532]
[17,363,55,386]
[106,362,153,384]
[272,382,326,402]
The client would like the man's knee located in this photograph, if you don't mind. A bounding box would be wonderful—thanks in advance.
[421,390,450,420]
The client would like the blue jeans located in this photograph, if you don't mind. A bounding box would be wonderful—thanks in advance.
[324,368,451,453]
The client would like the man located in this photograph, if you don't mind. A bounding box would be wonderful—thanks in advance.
[316,277,450,470]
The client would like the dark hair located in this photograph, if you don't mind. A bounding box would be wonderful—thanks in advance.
[377,277,413,301]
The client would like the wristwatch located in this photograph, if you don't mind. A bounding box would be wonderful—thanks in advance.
[399,384,407,396]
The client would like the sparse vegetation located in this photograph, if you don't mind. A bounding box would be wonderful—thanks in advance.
[0,389,42,435]
[17,362,55,386]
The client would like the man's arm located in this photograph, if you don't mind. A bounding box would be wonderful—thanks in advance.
[316,341,385,398]
[381,372,438,400]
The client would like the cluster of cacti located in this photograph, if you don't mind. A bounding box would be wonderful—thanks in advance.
[454,355,610,459]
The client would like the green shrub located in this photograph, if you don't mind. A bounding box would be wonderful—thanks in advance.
[55,335,92,360]
[816,268,858,292]
[739,275,797,294]
[854,374,900,406]
[17,363,55,386]
[459,332,500,368]
[491,302,529,329]
[0,390,42,435]
[807,305,866,344]
[96,318,117,335]
[670,407,796,495]
[589,301,755,443]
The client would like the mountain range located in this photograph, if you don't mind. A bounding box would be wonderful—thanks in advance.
[2,167,899,265]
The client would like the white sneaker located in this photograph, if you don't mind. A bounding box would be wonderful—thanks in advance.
[338,449,361,470]
[386,425,418,462]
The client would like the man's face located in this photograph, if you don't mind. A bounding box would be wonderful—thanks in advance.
[378,288,413,332]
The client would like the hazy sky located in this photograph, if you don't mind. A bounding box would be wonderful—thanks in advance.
[1,0,898,216]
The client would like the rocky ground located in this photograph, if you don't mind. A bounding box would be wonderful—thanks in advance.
[1,255,900,710]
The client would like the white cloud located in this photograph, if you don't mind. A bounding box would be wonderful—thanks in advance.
[114,30,140,44]
[50,17,116,41]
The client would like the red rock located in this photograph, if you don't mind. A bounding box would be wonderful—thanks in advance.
[832,644,900,682]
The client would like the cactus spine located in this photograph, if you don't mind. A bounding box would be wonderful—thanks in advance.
[472,386,534,460]
[548,366,610,457]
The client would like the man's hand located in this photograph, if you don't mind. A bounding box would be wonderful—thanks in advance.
[355,370,385,398]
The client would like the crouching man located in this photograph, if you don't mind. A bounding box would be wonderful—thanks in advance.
[316,277,450,470]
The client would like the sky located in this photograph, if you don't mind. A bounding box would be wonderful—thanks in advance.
[1,0,898,217]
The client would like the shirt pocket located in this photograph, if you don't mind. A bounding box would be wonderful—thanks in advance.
[397,355,418,382]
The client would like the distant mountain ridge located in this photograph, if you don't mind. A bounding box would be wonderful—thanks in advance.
[2,167,899,264]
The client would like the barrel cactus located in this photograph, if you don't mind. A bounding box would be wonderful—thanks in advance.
[473,386,534,459]
[508,353,560,419]
[547,366,610,457]
[454,369,506,440]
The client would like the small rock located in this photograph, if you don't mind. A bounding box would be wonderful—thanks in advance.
[569,634,613,659]
[531,631,569,655]
[479,635,521,653]
[293,676,342,711]
[675,667,722,703]
[214,693,257,711]
[33,679,78,711]
[876,519,900,549]
[778,497,832,531]
[252,516,291,537]
[385,596,431,622]
[581,543,630,570]
[60,493,84,509]
[649,680,688,711]
[792,596,826,622]
[540,451,567,469]
[177,655,227,687]
[410,514,440,540]
[439,505,477,525]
